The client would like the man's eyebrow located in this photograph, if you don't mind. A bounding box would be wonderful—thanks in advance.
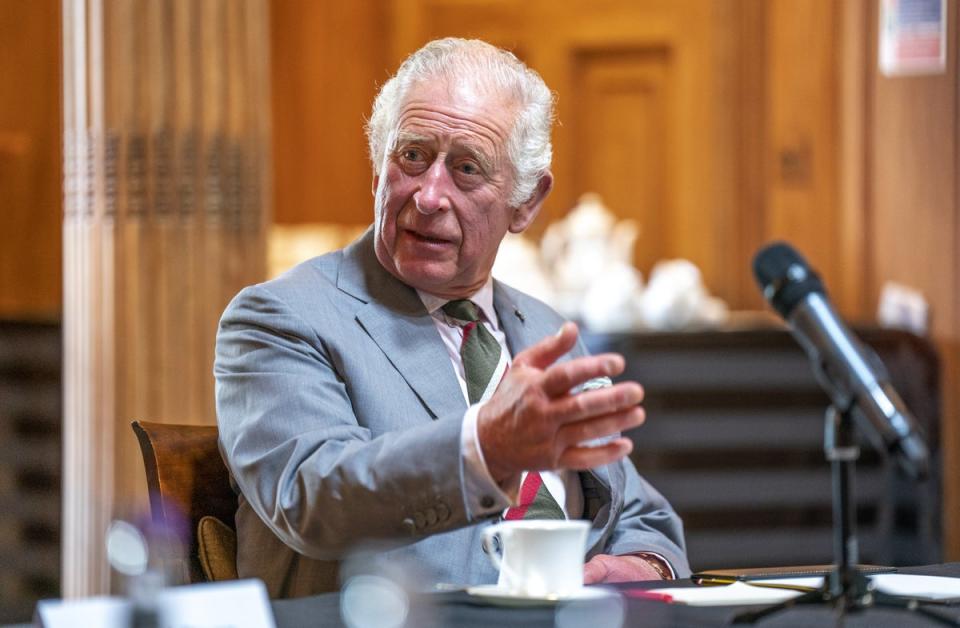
[394,131,432,146]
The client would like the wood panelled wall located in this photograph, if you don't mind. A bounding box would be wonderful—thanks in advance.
[0,0,61,319]
[0,0,957,561]
[270,0,960,557]
[270,0,387,225]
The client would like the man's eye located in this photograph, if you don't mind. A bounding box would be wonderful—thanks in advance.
[402,149,423,161]
[458,162,480,175]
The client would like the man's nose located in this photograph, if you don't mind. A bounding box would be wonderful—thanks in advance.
[414,160,452,214]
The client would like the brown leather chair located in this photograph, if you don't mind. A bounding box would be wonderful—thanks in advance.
[132,420,238,583]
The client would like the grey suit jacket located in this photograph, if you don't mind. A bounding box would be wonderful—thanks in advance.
[214,229,689,598]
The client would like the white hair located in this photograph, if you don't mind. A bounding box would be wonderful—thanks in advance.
[366,38,555,207]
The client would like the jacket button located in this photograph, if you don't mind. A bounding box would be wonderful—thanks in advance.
[414,512,426,529]
[436,502,450,521]
[401,518,416,535]
[480,495,495,509]
[426,508,438,526]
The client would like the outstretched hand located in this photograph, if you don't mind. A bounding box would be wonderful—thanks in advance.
[476,322,645,485]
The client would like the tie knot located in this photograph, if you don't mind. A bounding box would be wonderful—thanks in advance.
[442,299,481,323]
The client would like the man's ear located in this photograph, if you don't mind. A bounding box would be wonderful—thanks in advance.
[372,175,380,197]
[508,172,553,233]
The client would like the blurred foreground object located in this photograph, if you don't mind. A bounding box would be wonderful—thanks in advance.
[339,545,438,628]
[106,520,164,628]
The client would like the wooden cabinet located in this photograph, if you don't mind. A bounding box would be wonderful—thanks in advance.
[585,327,942,570]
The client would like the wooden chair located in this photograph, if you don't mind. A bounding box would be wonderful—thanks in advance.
[132,420,238,583]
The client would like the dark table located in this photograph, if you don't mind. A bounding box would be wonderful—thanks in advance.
[271,563,960,628]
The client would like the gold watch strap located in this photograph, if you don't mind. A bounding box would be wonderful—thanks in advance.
[635,552,674,580]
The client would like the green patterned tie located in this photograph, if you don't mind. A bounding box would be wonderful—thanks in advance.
[442,300,502,404]
[443,299,565,520]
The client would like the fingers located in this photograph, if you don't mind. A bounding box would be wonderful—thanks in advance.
[512,322,579,370]
[558,437,634,470]
[511,324,631,402]
[550,381,644,425]
[583,555,609,585]
[482,322,646,476]
[558,406,645,446]
[541,353,625,397]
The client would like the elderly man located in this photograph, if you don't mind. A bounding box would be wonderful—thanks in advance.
[215,37,689,598]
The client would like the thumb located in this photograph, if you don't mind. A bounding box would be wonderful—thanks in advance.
[583,555,609,585]
[513,321,579,370]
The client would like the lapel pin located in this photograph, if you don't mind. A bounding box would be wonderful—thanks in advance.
[514,308,525,323]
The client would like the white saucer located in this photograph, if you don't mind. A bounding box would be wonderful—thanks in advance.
[465,584,616,607]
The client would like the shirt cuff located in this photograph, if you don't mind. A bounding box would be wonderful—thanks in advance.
[460,403,518,520]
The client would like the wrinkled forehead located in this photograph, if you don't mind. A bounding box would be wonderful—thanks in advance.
[399,76,520,127]
[389,79,520,156]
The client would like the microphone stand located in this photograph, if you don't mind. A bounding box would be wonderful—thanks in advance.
[733,405,958,626]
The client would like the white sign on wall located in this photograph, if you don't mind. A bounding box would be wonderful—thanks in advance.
[879,0,948,76]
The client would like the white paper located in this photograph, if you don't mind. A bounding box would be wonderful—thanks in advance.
[746,574,960,601]
[872,574,960,600]
[161,579,277,627]
[646,581,805,606]
[36,579,276,628]
[655,574,960,607]
[35,596,130,627]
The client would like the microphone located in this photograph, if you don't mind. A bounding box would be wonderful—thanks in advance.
[753,242,929,479]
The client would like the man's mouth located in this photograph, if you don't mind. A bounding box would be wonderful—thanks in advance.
[405,228,453,245]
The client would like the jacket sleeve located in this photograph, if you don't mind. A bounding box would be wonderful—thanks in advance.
[214,284,471,560]
[605,460,691,577]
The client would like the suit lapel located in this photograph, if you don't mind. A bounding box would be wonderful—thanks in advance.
[338,230,466,420]
[493,280,545,355]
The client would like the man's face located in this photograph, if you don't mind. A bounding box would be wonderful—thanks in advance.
[373,81,545,299]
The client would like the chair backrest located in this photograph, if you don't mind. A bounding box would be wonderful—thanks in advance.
[131,420,237,583]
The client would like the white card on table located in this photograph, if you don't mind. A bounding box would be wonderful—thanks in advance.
[36,578,276,628]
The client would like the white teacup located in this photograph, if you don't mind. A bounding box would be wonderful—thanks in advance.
[481,520,590,598]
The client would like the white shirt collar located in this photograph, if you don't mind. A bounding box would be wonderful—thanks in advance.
[417,278,499,330]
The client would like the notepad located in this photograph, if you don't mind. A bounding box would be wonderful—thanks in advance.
[692,564,895,585]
